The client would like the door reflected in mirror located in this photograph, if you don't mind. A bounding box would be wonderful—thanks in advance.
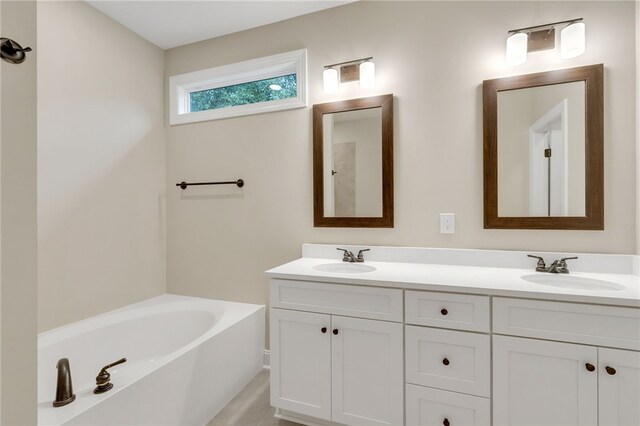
[497,82,585,217]
[313,94,393,228]
[323,108,382,218]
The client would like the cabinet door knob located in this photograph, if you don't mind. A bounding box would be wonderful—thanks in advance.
[605,366,616,375]
[442,358,450,366]
[440,308,448,316]
[585,363,595,372]
[321,327,327,334]
[443,418,450,426]
[333,329,339,335]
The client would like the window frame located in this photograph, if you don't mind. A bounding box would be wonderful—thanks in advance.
[169,49,307,125]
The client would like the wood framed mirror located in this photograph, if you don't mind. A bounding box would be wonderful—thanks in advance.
[483,64,603,230]
[313,94,393,227]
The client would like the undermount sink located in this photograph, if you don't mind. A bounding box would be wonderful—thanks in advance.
[521,274,625,291]
[313,263,377,274]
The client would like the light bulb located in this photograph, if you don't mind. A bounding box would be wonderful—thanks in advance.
[323,68,339,94]
[506,32,528,66]
[359,61,375,89]
[561,22,585,59]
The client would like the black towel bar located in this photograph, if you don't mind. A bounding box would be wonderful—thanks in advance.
[176,179,244,189]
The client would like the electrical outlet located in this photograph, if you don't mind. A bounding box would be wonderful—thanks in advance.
[440,213,455,233]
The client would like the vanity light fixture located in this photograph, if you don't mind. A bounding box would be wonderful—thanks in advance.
[323,57,375,93]
[506,18,585,66]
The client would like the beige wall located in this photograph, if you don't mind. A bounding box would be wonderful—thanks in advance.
[164,1,636,345]
[1,1,37,422]
[37,1,166,331]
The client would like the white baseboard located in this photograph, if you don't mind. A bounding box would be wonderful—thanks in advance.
[263,349,270,369]
[276,409,343,426]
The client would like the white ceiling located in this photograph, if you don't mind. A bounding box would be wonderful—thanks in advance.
[86,0,354,50]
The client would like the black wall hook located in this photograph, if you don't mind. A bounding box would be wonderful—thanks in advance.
[0,38,32,64]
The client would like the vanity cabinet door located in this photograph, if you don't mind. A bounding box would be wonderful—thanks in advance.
[331,315,404,426]
[599,348,640,426]
[270,308,331,421]
[493,335,597,426]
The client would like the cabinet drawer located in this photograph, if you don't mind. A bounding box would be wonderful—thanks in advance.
[406,384,490,426]
[270,279,403,322]
[405,291,490,332]
[405,326,490,397]
[493,297,640,350]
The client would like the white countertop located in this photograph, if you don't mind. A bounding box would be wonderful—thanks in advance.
[266,257,640,308]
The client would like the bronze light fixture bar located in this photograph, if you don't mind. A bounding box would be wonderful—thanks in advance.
[508,18,583,35]
[176,179,244,190]
[323,56,374,69]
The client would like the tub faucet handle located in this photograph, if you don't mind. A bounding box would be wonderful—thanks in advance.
[94,357,127,394]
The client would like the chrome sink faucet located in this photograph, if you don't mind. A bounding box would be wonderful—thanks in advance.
[527,254,578,273]
[337,248,370,263]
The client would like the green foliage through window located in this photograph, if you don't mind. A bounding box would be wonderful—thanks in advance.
[190,74,297,112]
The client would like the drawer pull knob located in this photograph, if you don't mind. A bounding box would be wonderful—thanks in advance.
[585,363,595,372]
[605,366,616,375]
[321,327,327,334]
[443,418,450,426]
[442,358,450,366]
[333,329,339,335]
[440,308,448,316]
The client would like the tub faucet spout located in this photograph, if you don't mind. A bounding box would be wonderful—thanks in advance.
[53,358,76,407]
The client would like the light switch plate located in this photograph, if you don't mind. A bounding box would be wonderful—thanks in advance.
[440,213,455,233]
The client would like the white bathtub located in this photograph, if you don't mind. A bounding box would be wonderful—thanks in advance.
[38,294,265,425]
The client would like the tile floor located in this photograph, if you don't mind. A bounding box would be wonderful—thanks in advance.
[207,369,302,426]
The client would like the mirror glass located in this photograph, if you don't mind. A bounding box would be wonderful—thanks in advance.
[497,82,585,217]
[313,94,393,228]
[483,64,603,230]
[322,108,382,217]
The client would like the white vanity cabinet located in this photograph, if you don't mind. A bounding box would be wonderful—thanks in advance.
[493,298,640,426]
[269,279,404,426]
[267,259,639,426]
